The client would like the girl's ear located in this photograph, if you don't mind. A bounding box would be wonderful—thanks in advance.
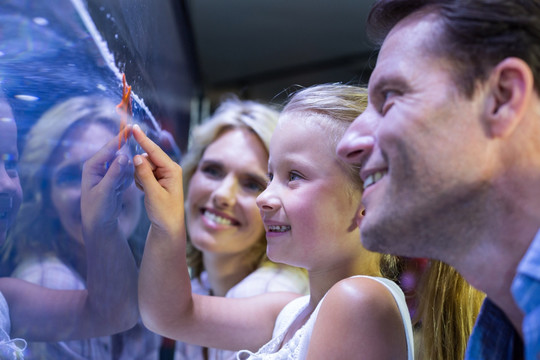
[484,57,534,138]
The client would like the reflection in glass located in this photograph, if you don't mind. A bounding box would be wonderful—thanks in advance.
[0,0,187,358]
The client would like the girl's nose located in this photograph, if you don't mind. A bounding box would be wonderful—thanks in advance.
[256,184,280,213]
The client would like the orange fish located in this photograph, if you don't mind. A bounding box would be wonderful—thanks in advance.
[116,73,132,149]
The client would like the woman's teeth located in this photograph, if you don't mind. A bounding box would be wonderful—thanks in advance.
[363,171,386,189]
[268,225,291,232]
[204,210,233,226]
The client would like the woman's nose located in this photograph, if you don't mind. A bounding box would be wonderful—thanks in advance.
[212,175,238,208]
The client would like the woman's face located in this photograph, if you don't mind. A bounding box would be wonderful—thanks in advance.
[185,127,268,258]
[49,123,142,244]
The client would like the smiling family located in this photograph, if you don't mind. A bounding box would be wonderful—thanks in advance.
[2,0,539,359]
[133,0,540,360]
[133,0,539,358]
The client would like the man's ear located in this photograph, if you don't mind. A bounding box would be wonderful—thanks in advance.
[485,57,534,138]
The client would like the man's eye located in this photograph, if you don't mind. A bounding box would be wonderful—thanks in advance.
[2,154,18,178]
[381,90,398,115]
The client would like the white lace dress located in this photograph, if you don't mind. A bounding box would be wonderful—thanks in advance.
[0,291,27,359]
[236,276,415,360]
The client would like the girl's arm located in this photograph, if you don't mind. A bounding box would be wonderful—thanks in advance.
[133,124,297,351]
[4,130,139,340]
[306,277,410,360]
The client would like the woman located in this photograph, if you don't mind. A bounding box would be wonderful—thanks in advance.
[175,97,308,360]
[5,96,160,359]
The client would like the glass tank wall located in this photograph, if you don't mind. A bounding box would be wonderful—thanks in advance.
[0,0,196,358]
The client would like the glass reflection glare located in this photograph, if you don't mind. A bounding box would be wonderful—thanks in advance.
[0,0,169,357]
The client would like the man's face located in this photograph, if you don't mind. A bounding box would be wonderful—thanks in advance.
[0,115,22,245]
[337,14,493,259]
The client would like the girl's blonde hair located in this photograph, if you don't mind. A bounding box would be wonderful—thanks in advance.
[281,83,399,279]
[414,260,485,360]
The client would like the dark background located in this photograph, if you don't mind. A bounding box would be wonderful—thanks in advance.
[85,0,377,153]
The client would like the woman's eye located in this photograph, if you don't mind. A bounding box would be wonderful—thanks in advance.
[265,173,273,187]
[201,165,222,178]
[243,180,265,193]
[54,166,82,187]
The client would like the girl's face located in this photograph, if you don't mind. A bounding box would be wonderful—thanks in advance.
[0,112,22,245]
[186,128,268,258]
[50,123,142,244]
[257,112,363,270]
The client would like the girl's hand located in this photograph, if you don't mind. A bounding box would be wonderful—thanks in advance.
[131,124,184,237]
[81,126,134,235]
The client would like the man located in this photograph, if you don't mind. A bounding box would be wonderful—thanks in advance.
[336,1,540,359]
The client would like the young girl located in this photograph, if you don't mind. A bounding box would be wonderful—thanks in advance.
[175,97,308,360]
[134,84,414,359]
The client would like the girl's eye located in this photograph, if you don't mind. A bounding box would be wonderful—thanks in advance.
[288,172,303,182]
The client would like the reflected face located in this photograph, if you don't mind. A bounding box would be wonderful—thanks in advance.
[186,128,268,258]
[0,104,22,245]
[50,123,142,244]
[336,15,490,258]
[257,114,361,269]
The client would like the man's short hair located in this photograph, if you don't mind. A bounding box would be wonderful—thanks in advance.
[367,0,540,97]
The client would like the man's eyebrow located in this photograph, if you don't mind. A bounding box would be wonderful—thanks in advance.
[369,74,408,97]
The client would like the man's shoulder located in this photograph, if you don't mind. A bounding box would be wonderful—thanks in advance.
[466,298,521,360]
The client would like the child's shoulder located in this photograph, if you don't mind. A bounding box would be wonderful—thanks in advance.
[310,276,410,358]
[316,275,409,336]
[324,276,401,313]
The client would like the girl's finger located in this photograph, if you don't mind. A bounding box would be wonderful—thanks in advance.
[141,153,157,171]
[134,176,144,192]
[101,154,132,193]
[87,130,124,171]
[132,124,171,168]
[133,153,162,198]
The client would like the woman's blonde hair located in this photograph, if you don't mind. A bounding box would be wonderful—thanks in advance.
[183,96,279,278]
[414,260,485,360]
[3,96,133,270]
